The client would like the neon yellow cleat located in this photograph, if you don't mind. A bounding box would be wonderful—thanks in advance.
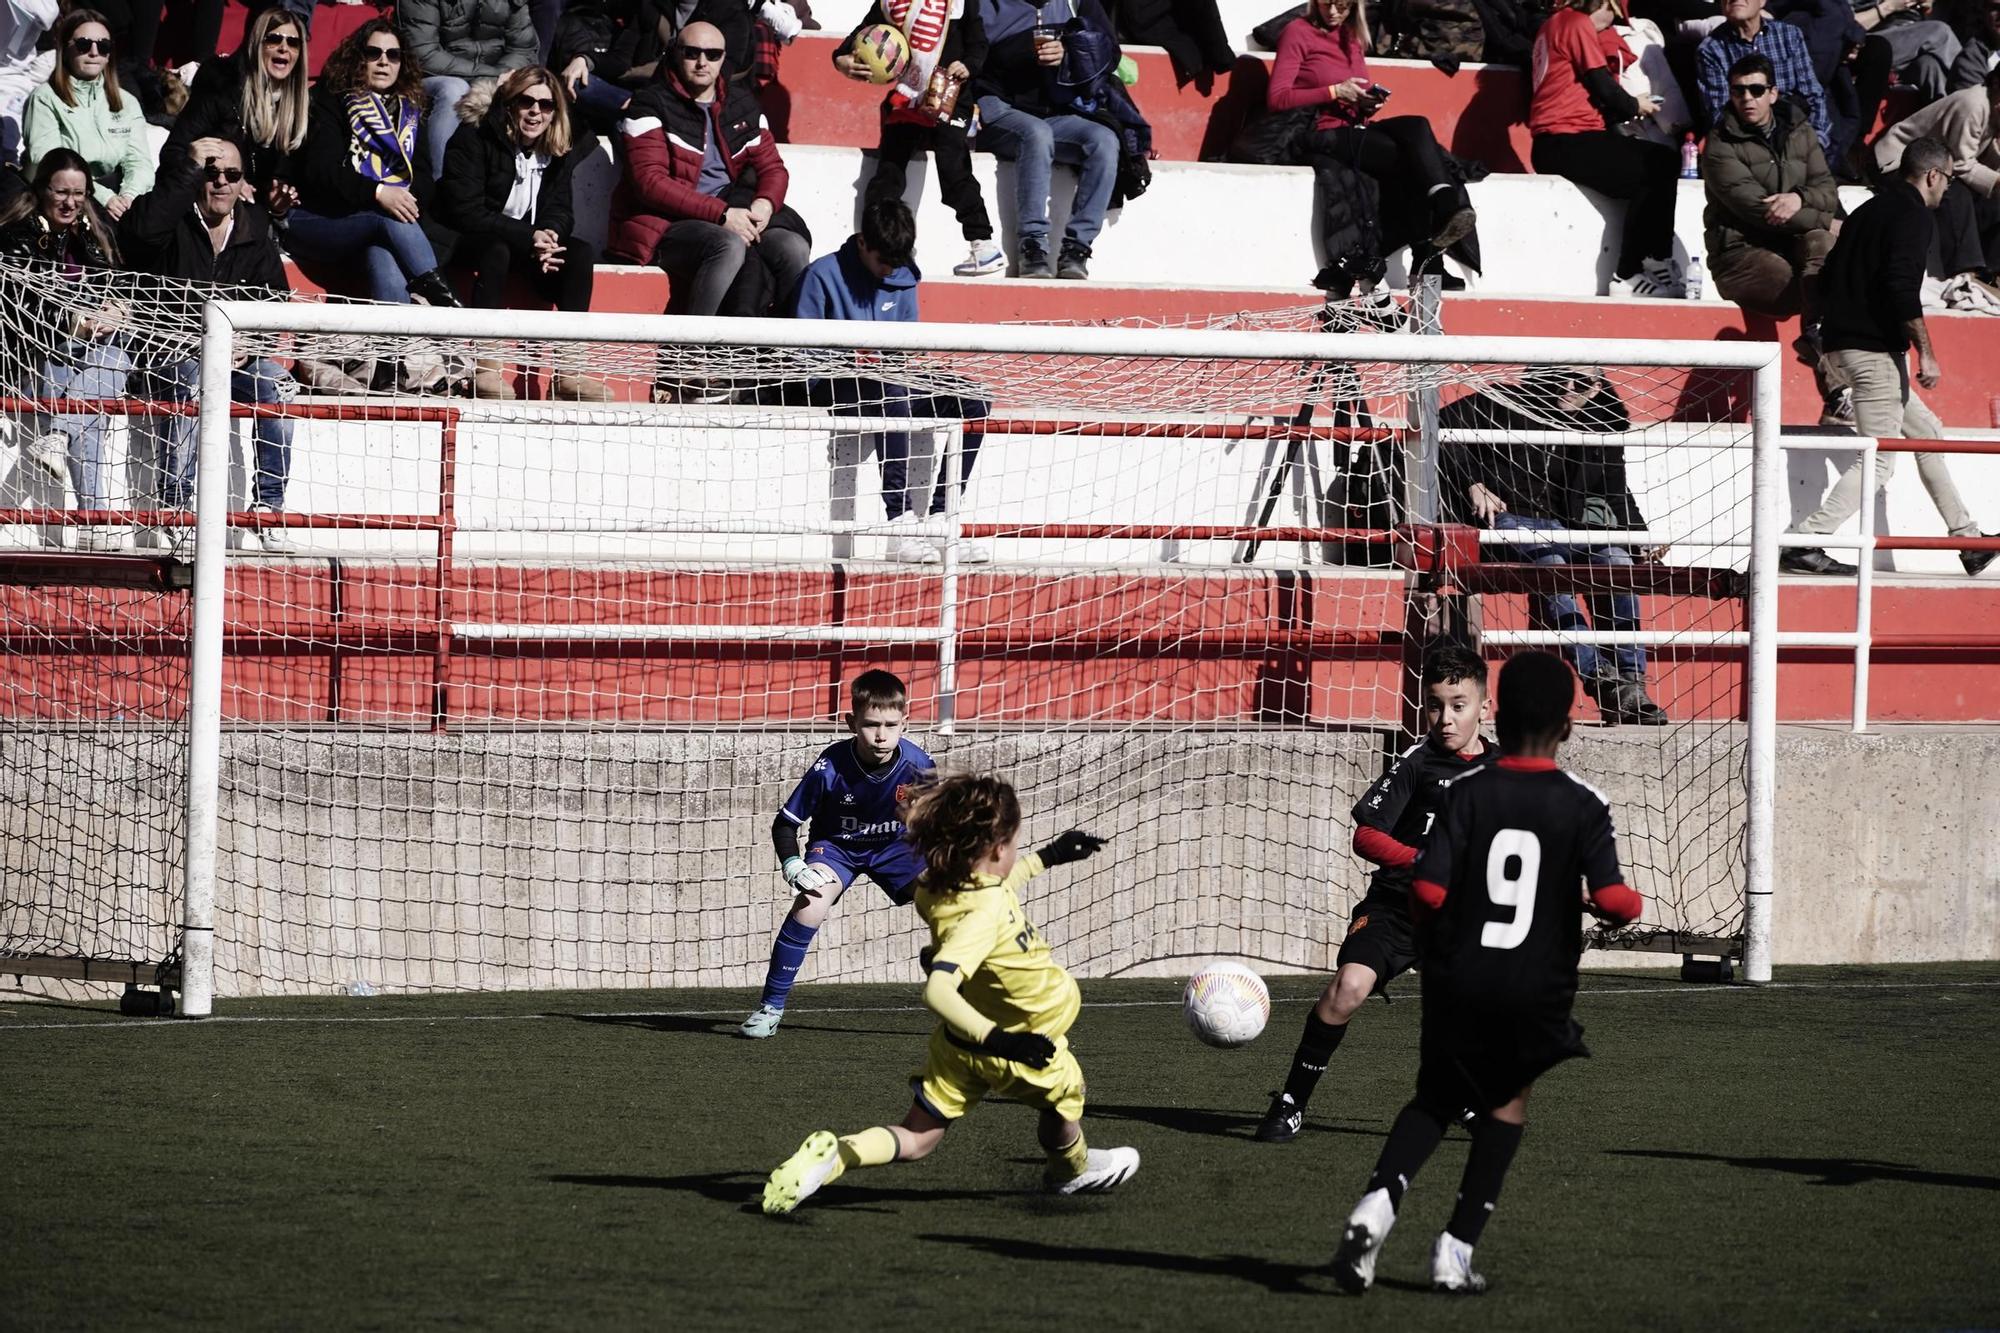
[762,1130,842,1216]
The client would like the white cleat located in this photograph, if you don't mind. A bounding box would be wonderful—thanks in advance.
[762,1129,841,1215]
[25,431,71,485]
[739,1003,784,1038]
[1046,1145,1140,1194]
[1431,1230,1488,1294]
[1330,1187,1396,1294]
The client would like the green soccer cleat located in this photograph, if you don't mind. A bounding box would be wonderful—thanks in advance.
[739,1003,783,1038]
[763,1130,841,1215]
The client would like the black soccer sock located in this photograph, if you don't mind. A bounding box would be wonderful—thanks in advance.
[1446,1115,1526,1247]
[1366,1100,1448,1210]
[1280,1012,1347,1108]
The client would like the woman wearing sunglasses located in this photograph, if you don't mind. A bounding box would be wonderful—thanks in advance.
[290,19,466,392]
[160,7,310,218]
[437,67,609,399]
[20,9,154,220]
[0,148,132,549]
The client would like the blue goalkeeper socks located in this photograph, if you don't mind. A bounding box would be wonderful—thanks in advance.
[758,917,820,1010]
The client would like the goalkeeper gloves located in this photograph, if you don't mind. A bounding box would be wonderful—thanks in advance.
[979,1027,1057,1068]
[781,856,839,897]
[1037,830,1107,867]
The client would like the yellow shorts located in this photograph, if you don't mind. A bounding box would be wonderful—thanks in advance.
[911,1026,1087,1124]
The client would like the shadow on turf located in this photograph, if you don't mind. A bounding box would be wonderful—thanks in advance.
[1609,1149,2000,1191]
[1083,1102,1388,1142]
[558,1013,918,1039]
[548,1171,1016,1212]
[920,1233,1330,1294]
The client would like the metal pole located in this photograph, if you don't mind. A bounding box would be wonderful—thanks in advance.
[1852,440,1876,732]
[937,424,961,736]
[179,306,234,1017]
[1743,354,1782,985]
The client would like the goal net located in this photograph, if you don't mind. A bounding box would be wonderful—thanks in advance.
[0,265,1781,1011]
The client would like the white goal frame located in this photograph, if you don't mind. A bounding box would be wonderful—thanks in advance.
[176,300,1789,1016]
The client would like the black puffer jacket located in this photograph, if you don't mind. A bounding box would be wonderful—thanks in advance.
[0,207,123,380]
[159,52,301,193]
[294,84,440,217]
[117,153,291,291]
[437,82,597,240]
[400,0,540,79]
[1437,375,1643,530]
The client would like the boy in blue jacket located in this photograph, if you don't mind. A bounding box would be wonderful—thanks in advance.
[795,198,991,564]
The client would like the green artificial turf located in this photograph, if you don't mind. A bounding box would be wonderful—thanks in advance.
[4,964,1998,1330]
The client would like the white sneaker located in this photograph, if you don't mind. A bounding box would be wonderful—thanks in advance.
[1046,1145,1140,1194]
[1430,1231,1488,1294]
[1608,259,1686,300]
[74,525,126,553]
[1330,1187,1397,1294]
[25,432,70,485]
[888,513,940,563]
[953,240,1006,277]
[246,503,295,554]
[950,537,992,564]
[739,1003,784,1038]
[762,1129,841,1215]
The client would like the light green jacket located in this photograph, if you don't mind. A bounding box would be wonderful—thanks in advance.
[20,74,155,205]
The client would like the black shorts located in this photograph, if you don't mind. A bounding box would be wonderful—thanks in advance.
[1415,995,1589,1113]
[1335,891,1420,984]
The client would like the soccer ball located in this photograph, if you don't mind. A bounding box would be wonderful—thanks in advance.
[854,23,911,84]
[1182,960,1270,1048]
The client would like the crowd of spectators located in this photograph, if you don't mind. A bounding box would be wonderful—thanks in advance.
[0,0,1994,571]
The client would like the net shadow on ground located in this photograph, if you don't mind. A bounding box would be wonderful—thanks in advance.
[1082,1101,1391,1142]
[1608,1148,2000,1191]
[556,1012,923,1039]
[918,1233,1331,1294]
[547,1170,1019,1213]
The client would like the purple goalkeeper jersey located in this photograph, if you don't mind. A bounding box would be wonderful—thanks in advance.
[778,737,936,849]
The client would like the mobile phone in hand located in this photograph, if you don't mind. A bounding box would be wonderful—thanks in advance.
[1366,84,1392,102]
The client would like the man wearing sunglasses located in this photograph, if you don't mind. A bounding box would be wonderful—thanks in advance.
[1869,67,2000,289]
[1783,135,1996,578]
[1700,53,1841,380]
[117,135,300,554]
[608,19,811,346]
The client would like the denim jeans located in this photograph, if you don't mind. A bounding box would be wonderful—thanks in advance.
[284,206,439,304]
[1491,510,1645,678]
[143,357,296,510]
[38,338,133,509]
[421,76,470,178]
[827,383,990,520]
[972,95,1119,248]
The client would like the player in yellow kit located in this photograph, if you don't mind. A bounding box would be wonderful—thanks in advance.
[761,773,1141,1214]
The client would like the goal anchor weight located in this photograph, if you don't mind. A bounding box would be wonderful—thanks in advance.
[119,983,178,1017]
[1680,955,1737,984]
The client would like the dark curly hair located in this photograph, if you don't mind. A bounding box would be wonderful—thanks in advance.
[902,774,1021,893]
[318,19,428,104]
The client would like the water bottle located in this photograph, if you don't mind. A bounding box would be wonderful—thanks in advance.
[1680,132,1700,180]
[347,977,380,997]
[1684,245,1704,301]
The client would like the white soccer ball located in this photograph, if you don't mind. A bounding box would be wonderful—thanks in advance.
[1182,960,1270,1049]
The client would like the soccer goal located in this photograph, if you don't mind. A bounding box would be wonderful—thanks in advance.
[0,286,1785,1014]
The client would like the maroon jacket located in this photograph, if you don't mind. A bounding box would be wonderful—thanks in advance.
[607,68,791,263]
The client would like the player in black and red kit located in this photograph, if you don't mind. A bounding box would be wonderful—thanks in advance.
[1329,650,1644,1296]
[1255,642,1498,1143]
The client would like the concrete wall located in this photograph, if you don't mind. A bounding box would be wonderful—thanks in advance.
[16,721,1995,999]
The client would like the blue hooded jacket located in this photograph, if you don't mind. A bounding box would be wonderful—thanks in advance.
[794,236,921,324]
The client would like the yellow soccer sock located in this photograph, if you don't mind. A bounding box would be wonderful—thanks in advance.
[836,1125,900,1175]
[1046,1129,1089,1182]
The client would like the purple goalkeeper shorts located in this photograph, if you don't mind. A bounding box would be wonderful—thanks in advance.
[806,840,925,906]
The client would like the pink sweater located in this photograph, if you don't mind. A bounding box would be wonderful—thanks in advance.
[1268,17,1370,130]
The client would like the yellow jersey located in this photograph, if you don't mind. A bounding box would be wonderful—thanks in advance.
[916,851,1082,1038]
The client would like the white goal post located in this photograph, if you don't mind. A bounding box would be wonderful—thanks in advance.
[150,301,1794,1017]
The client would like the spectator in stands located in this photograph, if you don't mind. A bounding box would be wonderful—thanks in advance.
[401,0,540,175]
[21,10,155,219]
[602,0,798,96]
[160,8,310,220]
[1767,0,1883,177]
[438,68,611,400]
[1109,0,1234,85]
[1848,0,1964,106]
[1701,53,1840,330]
[1267,0,1479,293]
[0,0,57,167]
[1696,0,1835,156]
[0,148,131,548]
[1872,67,2000,282]
[607,18,811,342]
[1529,0,1687,297]
[969,0,1128,279]
[1437,368,1672,725]
[833,0,1005,277]
[118,136,298,551]
[794,198,991,563]
[291,20,466,394]
[1948,0,1998,88]
[547,0,639,128]
[1783,137,1996,575]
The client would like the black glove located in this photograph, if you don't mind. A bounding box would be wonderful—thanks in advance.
[1037,829,1106,867]
[979,1027,1057,1068]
